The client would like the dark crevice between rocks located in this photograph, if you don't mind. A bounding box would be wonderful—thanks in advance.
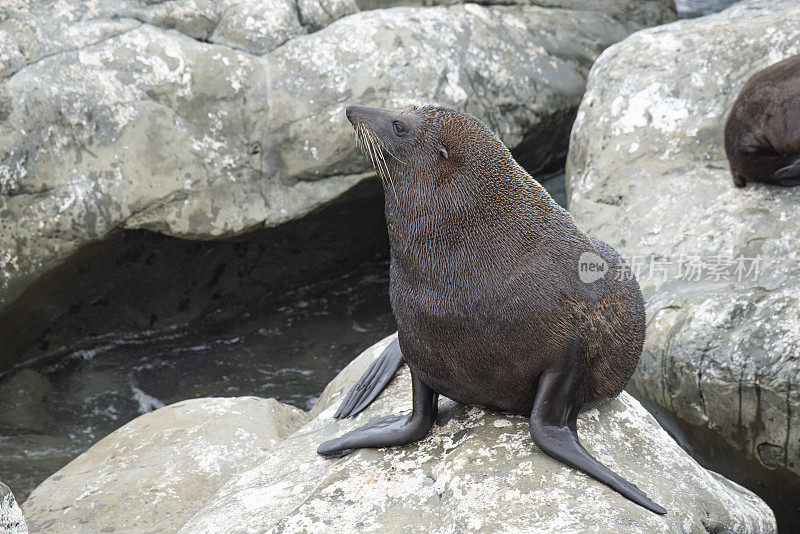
[784,376,792,468]
[629,383,800,534]
[123,17,269,56]
[0,177,390,373]
[511,107,575,209]
[675,0,741,19]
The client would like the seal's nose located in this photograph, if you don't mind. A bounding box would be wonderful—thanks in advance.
[346,105,385,127]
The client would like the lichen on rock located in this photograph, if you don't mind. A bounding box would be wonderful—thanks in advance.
[178,335,776,534]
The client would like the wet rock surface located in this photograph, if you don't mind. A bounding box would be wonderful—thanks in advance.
[22,397,308,534]
[0,0,675,350]
[566,0,800,528]
[177,335,775,534]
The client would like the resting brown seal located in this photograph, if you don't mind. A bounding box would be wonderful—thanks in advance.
[724,53,800,187]
[318,104,666,514]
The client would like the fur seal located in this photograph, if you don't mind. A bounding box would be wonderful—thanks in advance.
[724,53,800,187]
[318,104,666,515]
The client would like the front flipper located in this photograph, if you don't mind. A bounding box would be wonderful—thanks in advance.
[529,368,667,515]
[335,337,404,418]
[773,158,800,186]
[318,371,437,455]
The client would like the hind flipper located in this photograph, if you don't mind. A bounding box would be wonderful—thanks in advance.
[774,158,800,186]
[529,368,667,515]
[335,337,404,418]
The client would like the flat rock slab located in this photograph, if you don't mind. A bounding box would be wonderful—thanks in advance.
[179,335,776,533]
[23,397,308,534]
[566,0,800,486]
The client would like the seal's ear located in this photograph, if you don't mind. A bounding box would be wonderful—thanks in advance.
[439,146,449,159]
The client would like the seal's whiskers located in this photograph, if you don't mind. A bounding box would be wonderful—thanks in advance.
[376,144,399,203]
[353,122,399,204]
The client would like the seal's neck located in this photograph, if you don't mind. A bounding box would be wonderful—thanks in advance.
[383,166,564,284]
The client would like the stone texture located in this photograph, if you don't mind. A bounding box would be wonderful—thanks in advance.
[0,0,675,336]
[179,335,776,533]
[22,397,308,534]
[0,481,27,534]
[566,0,800,492]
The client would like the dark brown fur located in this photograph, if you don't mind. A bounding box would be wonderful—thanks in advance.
[356,105,645,416]
[725,53,800,187]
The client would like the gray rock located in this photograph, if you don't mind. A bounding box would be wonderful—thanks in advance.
[179,335,776,533]
[208,0,307,54]
[0,481,27,534]
[120,0,360,51]
[0,0,675,349]
[566,0,800,505]
[354,0,677,29]
[297,0,360,32]
[0,2,140,80]
[22,396,309,534]
[118,0,223,42]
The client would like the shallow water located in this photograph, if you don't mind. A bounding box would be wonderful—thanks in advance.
[0,258,396,501]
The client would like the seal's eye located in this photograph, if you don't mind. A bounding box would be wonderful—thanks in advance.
[393,121,406,136]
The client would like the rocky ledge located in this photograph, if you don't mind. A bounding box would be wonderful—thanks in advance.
[23,335,777,533]
[0,0,676,362]
[566,0,800,526]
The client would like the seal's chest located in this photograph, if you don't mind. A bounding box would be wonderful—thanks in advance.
[400,327,538,414]
[396,304,536,400]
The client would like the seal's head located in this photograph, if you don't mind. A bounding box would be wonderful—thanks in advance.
[724,53,800,188]
[345,105,514,196]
